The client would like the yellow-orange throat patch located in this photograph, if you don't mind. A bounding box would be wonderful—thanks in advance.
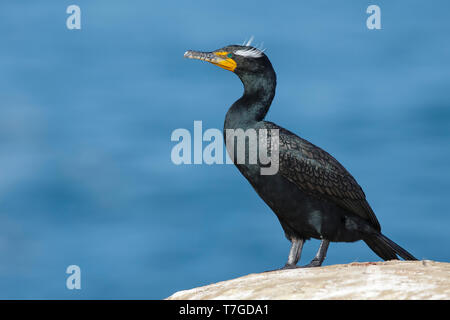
[212,52,236,71]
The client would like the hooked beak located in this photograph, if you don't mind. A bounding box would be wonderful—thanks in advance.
[184,50,237,72]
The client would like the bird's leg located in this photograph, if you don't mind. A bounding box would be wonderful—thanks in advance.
[262,238,304,272]
[303,239,329,267]
[281,238,304,269]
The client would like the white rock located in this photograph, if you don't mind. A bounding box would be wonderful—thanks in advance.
[167,260,450,300]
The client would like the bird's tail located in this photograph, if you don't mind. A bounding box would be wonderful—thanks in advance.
[364,233,417,261]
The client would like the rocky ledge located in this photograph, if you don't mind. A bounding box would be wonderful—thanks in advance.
[167,260,449,300]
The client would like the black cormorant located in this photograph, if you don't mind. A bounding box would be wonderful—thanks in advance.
[184,41,416,268]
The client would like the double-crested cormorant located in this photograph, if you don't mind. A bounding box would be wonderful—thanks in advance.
[184,41,416,268]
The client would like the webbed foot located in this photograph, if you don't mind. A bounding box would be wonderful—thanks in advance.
[301,259,323,268]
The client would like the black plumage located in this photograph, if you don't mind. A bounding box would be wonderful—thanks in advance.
[184,43,416,268]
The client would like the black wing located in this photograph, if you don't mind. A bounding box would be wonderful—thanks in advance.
[263,121,381,231]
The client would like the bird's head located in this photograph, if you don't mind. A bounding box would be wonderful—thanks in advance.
[184,42,271,76]
[184,39,276,119]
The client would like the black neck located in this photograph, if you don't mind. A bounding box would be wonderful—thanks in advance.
[224,68,276,129]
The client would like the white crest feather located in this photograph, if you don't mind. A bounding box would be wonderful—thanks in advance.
[235,46,265,58]
[236,36,265,58]
[243,36,254,46]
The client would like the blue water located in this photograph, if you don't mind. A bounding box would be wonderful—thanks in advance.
[0,1,449,299]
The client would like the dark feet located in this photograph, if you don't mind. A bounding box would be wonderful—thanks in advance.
[264,260,323,272]
[281,263,301,270]
[263,263,301,273]
[301,259,323,268]
[273,261,322,271]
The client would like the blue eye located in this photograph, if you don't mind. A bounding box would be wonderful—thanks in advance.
[227,53,233,58]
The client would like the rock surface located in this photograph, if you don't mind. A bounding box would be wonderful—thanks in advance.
[167,260,449,300]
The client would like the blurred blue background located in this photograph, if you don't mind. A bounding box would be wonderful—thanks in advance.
[0,0,449,299]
